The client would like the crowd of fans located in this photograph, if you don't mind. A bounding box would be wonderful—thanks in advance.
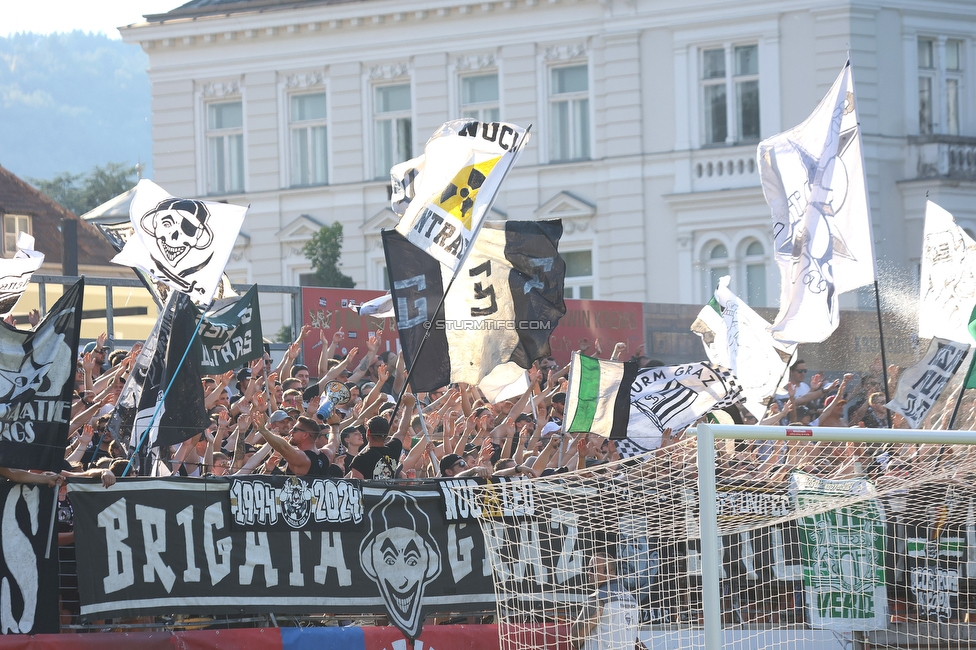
[53,326,943,486]
[3,317,956,625]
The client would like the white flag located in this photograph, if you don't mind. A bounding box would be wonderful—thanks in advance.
[111,179,247,305]
[693,276,796,420]
[758,60,875,343]
[392,119,529,272]
[919,201,976,342]
[886,337,969,429]
[0,233,44,317]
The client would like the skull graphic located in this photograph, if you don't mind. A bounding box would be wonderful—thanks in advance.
[140,198,214,269]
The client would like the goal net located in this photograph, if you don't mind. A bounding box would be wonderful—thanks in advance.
[457,426,976,650]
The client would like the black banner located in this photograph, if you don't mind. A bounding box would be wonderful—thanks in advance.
[0,278,83,472]
[0,482,59,634]
[196,285,263,373]
[229,476,364,531]
[70,478,497,639]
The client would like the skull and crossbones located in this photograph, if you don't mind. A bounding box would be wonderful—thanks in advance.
[140,198,214,271]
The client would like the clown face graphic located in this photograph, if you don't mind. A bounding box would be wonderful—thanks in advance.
[140,198,214,273]
[360,491,441,639]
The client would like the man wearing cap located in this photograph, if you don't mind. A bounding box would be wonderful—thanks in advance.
[346,394,414,480]
[268,409,294,436]
[233,367,251,404]
[255,414,333,477]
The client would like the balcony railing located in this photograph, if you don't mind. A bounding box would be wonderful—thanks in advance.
[909,135,976,180]
[690,147,759,192]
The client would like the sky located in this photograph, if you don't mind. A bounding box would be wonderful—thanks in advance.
[2,1,185,38]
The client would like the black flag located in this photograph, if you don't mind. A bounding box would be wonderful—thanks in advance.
[195,285,263,373]
[384,220,566,391]
[110,292,208,456]
[0,278,83,472]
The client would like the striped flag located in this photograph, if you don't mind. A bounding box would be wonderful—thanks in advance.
[564,352,639,439]
[565,354,743,455]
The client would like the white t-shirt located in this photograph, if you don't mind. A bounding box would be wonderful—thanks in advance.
[581,581,640,650]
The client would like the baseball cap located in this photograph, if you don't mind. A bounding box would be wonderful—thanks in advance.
[83,342,97,354]
[541,421,561,437]
[237,368,251,383]
[269,410,293,424]
[439,453,464,474]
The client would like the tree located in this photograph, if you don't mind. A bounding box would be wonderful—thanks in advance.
[302,221,355,288]
[30,162,138,216]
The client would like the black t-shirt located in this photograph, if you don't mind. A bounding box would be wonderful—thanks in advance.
[350,439,403,480]
[289,449,331,477]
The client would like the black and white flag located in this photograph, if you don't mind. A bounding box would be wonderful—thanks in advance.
[97,220,238,310]
[0,278,83,472]
[196,285,263,373]
[886,337,969,429]
[384,220,566,391]
[111,179,247,305]
[110,292,208,455]
[615,362,742,458]
[759,60,875,343]
[0,233,44,318]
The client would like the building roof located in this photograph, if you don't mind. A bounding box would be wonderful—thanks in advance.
[145,0,364,22]
[0,165,119,267]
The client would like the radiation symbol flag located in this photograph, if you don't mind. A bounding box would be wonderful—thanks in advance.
[393,118,530,272]
[434,158,499,230]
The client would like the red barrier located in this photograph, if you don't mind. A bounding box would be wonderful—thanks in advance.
[0,629,282,650]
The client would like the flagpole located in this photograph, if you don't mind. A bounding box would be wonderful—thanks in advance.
[873,280,893,428]
[948,353,976,429]
[848,55,893,429]
[122,302,207,477]
[389,124,533,424]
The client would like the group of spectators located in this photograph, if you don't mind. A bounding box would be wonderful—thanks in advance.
[1,314,947,629]
[55,327,937,488]
[60,327,623,486]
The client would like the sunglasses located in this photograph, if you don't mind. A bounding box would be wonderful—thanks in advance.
[794,369,807,374]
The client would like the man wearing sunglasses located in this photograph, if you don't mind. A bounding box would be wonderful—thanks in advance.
[437,453,488,478]
[255,414,333,477]
[784,359,831,408]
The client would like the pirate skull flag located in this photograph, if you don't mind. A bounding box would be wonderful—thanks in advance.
[111,179,247,305]
[0,278,83,472]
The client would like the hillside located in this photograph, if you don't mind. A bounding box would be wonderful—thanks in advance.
[0,31,152,181]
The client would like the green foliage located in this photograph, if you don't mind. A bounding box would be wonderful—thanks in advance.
[30,162,138,216]
[274,325,294,344]
[301,222,356,288]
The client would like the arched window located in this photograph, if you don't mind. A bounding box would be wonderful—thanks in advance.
[742,239,767,307]
[702,241,730,299]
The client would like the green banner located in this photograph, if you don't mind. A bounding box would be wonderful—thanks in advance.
[196,284,263,373]
[792,471,887,631]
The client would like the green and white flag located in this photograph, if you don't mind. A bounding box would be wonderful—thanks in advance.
[692,276,796,420]
[564,353,742,457]
[564,352,639,440]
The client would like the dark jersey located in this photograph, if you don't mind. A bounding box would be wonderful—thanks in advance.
[350,439,404,479]
[299,449,331,477]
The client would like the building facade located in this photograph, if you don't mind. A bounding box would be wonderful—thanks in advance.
[122,0,976,333]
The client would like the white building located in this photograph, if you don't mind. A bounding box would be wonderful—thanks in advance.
[121,0,976,333]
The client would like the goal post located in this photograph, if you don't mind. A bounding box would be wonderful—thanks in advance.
[696,423,976,650]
